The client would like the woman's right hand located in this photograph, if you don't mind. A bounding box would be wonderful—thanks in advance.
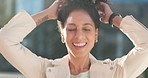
[47,0,64,20]
[32,0,64,25]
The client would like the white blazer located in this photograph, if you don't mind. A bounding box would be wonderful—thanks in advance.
[0,11,148,78]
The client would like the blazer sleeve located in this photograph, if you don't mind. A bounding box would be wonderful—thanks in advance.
[0,11,52,78]
[114,15,148,78]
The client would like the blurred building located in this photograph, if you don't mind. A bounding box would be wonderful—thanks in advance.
[0,0,148,78]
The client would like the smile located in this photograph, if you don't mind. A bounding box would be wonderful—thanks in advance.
[73,43,87,47]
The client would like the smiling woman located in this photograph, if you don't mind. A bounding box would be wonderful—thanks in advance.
[62,10,98,72]
[0,0,148,78]
[60,10,98,57]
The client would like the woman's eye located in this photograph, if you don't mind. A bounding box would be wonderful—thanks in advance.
[67,29,76,31]
[84,29,91,31]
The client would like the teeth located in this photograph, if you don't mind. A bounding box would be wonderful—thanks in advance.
[73,43,86,47]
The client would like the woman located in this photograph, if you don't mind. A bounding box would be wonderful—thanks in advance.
[0,0,148,78]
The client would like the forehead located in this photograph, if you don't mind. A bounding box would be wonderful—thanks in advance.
[65,10,95,25]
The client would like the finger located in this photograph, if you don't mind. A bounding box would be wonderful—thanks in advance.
[98,11,106,18]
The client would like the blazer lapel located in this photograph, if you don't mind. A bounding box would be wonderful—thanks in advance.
[46,54,116,78]
[46,65,70,78]
[46,55,70,78]
[90,63,116,78]
[90,56,116,78]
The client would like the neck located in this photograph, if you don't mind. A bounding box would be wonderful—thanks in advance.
[69,54,91,75]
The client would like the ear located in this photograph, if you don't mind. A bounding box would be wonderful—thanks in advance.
[57,20,65,43]
[61,32,65,44]
[95,28,99,43]
[61,35,65,43]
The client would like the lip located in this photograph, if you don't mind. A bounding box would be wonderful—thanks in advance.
[72,42,87,49]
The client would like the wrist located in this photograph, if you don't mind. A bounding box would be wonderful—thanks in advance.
[112,15,122,28]
[108,13,122,27]
[108,13,120,25]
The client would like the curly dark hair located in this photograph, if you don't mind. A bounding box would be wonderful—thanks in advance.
[57,0,108,30]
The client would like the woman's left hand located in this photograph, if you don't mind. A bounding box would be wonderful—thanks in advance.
[97,2,122,27]
[97,2,113,24]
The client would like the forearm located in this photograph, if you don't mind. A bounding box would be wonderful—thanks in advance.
[0,11,36,43]
[119,15,148,48]
[32,1,60,26]
[112,14,148,47]
[114,16,148,78]
[112,15,122,28]
[32,9,49,26]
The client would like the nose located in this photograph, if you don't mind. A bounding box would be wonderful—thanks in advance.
[74,30,84,40]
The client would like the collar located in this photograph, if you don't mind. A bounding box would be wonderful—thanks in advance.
[52,54,98,65]
[46,54,116,78]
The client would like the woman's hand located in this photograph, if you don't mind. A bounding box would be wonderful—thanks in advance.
[47,0,64,20]
[97,2,113,24]
[32,0,63,26]
[97,2,122,27]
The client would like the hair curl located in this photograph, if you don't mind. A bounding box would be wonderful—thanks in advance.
[57,0,108,29]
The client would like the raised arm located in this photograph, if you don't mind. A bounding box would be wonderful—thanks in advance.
[0,0,61,78]
[98,2,148,78]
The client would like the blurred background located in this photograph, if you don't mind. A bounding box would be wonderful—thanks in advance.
[0,0,148,78]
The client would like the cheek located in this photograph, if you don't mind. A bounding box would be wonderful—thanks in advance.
[89,35,96,45]
[87,31,96,40]
[66,32,75,41]
[63,31,73,42]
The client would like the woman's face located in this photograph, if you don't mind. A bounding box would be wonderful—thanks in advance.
[61,10,98,57]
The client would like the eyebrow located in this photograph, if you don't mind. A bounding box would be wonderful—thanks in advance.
[66,23,94,28]
[68,23,93,26]
[83,23,93,27]
[67,23,76,26]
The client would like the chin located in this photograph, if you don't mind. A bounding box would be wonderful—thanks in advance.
[70,51,90,58]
